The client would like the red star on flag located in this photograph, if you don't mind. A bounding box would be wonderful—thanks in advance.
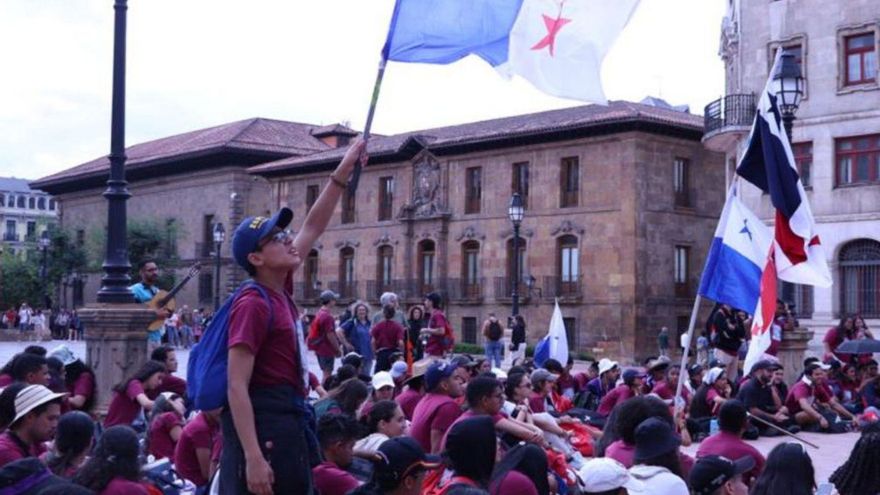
[530,14,572,57]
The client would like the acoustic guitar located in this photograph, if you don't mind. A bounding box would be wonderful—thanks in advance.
[146,263,202,331]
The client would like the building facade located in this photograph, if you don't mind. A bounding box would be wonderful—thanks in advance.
[0,177,58,256]
[704,0,880,337]
[252,102,725,362]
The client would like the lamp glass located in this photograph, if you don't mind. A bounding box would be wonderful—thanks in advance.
[508,193,524,223]
[212,223,225,243]
[772,52,803,113]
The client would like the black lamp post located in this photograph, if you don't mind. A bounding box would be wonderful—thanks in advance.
[39,231,50,307]
[212,222,225,310]
[97,0,135,303]
[508,193,524,317]
[772,50,804,145]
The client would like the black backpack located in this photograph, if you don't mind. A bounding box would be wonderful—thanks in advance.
[487,320,503,341]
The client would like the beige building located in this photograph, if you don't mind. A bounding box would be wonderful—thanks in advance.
[0,177,58,256]
[703,0,880,336]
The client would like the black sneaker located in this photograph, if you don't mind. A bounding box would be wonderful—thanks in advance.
[762,428,782,437]
[786,425,801,434]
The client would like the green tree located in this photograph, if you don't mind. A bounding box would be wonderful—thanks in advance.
[0,252,43,310]
[87,218,182,289]
[47,228,89,288]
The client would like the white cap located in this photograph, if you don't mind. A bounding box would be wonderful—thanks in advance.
[703,367,726,385]
[11,385,67,426]
[372,371,395,391]
[49,345,77,366]
[491,368,508,380]
[576,458,644,492]
[598,358,619,376]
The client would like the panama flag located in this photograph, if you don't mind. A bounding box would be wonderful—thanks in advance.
[743,250,778,376]
[736,52,832,287]
[382,0,641,103]
[698,189,774,313]
[534,300,569,367]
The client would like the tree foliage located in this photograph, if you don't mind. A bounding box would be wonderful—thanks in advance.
[88,218,181,289]
[0,252,43,310]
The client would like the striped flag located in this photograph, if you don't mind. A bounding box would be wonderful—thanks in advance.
[743,248,778,375]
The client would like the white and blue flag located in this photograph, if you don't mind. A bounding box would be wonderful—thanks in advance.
[534,299,569,367]
[698,189,773,312]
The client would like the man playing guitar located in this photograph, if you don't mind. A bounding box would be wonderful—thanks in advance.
[130,259,170,354]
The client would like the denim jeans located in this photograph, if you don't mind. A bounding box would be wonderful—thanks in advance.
[166,324,179,347]
[485,340,503,368]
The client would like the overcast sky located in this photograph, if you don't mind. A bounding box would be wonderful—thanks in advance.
[1,0,726,181]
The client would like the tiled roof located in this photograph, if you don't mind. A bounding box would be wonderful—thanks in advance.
[248,100,703,175]
[31,118,337,189]
[0,177,37,193]
[310,123,359,137]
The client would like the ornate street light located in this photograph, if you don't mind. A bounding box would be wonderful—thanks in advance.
[212,222,225,310]
[771,50,804,144]
[508,193,524,317]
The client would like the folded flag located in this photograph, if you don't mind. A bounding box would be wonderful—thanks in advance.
[534,299,569,367]
[736,52,832,287]
[698,189,773,312]
[382,0,641,103]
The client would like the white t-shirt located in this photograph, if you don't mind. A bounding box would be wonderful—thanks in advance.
[354,432,390,455]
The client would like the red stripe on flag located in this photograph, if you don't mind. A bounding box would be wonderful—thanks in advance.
[752,249,778,339]
[774,210,807,264]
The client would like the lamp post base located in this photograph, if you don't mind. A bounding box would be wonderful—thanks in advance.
[777,328,814,385]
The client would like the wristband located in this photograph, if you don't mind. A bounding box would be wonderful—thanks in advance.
[329,174,347,189]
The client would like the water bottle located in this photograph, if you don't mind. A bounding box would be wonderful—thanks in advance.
[710,418,719,436]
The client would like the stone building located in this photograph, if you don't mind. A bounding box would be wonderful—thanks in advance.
[0,177,58,256]
[31,118,357,309]
[251,101,725,362]
[704,0,880,337]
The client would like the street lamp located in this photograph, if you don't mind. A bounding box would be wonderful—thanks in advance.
[508,193,524,317]
[212,222,225,310]
[39,231,50,307]
[771,50,804,144]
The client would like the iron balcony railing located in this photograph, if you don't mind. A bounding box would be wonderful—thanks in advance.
[704,94,756,134]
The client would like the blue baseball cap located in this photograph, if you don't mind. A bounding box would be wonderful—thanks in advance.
[231,208,294,270]
[425,360,459,391]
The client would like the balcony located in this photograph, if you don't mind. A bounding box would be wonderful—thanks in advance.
[3,233,19,242]
[365,279,401,302]
[543,275,582,302]
[328,280,359,301]
[702,94,756,153]
[492,277,532,304]
[446,277,484,303]
[293,282,323,303]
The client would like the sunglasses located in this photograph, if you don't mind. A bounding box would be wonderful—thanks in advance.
[259,229,293,248]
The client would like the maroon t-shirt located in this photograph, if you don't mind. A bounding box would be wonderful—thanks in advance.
[312,461,359,495]
[158,374,187,397]
[67,372,95,411]
[313,307,338,358]
[104,380,145,428]
[652,380,691,404]
[395,388,423,421]
[0,374,13,388]
[0,432,42,468]
[785,381,815,415]
[174,412,219,487]
[99,477,149,495]
[410,393,462,452]
[696,431,765,484]
[149,411,183,460]
[490,471,538,495]
[228,284,304,395]
[598,384,635,416]
[425,310,449,356]
[371,320,404,350]
[441,410,506,449]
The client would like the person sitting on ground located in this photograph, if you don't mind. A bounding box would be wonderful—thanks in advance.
[0,384,65,467]
[688,455,754,495]
[644,357,671,393]
[651,364,691,407]
[626,417,689,495]
[786,362,856,432]
[324,363,359,391]
[395,369,425,421]
[833,363,863,414]
[174,407,222,490]
[689,367,730,424]
[45,358,66,395]
[371,305,405,373]
[432,416,497,492]
[529,367,562,415]
[44,411,94,478]
[314,377,370,420]
[749,442,816,495]
[49,346,96,414]
[73,425,149,495]
[102,360,165,430]
[584,359,620,411]
[828,423,880,495]
[598,368,646,417]
[349,436,441,495]
[546,356,577,400]
[361,371,397,419]
[604,396,693,473]
[861,367,880,411]
[312,414,362,495]
[576,457,644,495]
[148,346,187,399]
[146,392,185,461]
[410,360,466,454]
[695,400,764,485]
[389,357,408,393]
[11,353,50,387]
[735,359,797,436]
[488,442,549,495]
[686,364,705,396]
[354,400,407,458]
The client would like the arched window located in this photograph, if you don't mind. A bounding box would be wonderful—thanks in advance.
[28,197,35,209]
[557,235,579,296]
[37,198,45,210]
[418,240,435,294]
[16,196,25,208]
[461,241,481,298]
[506,237,527,297]
[377,245,393,292]
[305,250,319,298]
[0,194,4,207]
[339,247,355,298]
[840,239,880,318]
[49,199,56,211]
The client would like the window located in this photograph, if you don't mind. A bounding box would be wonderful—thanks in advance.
[792,142,813,188]
[560,157,579,207]
[339,247,356,297]
[37,198,45,210]
[48,199,55,211]
[418,240,435,293]
[377,245,393,290]
[462,317,478,344]
[771,44,803,74]
[304,250,320,298]
[512,162,529,208]
[16,196,24,208]
[673,157,691,207]
[674,245,690,297]
[462,241,480,297]
[506,238,527,297]
[306,185,319,214]
[836,134,880,186]
[563,317,578,349]
[465,167,482,214]
[558,235,579,296]
[780,281,814,319]
[0,194,4,207]
[26,222,36,241]
[28,197,35,209]
[845,33,877,86]
[676,316,690,339]
[201,214,215,257]
[4,220,15,241]
[75,229,85,247]
[839,239,880,318]
[378,177,394,221]
[198,273,213,303]
[341,188,356,224]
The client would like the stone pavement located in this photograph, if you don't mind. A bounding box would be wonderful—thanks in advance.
[0,340,860,484]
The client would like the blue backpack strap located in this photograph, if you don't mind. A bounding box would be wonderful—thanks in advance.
[239,281,274,330]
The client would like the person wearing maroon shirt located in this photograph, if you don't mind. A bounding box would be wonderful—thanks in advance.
[313,291,343,383]
[103,360,165,429]
[652,365,691,407]
[224,139,365,495]
[0,383,64,468]
[148,346,187,399]
[49,345,96,413]
[395,372,425,421]
[696,400,765,485]
[528,368,559,414]
[410,360,466,454]
[824,316,857,363]
[10,353,50,387]
[72,425,150,495]
[371,305,405,373]
[312,414,361,495]
[174,408,222,488]
[420,293,450,358]
[598,368,645,416]
[147,392,185,460]
[786,362,855,432]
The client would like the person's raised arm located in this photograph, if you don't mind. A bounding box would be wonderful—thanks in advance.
[228,345,274,495]
[293,140,366,257]
[136,394,155,411]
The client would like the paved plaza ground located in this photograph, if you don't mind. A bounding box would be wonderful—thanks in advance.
[0,340,859,484]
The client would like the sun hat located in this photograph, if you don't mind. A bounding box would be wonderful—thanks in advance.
[576,457,645,492]
[231,207,293,270]
[11,385,67,426]
[598,358,619,376]
[372,371,395,391]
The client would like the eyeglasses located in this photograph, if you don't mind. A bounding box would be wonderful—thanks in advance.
[259,229,293,247]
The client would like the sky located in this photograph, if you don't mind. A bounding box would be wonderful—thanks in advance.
[0,0,726,181]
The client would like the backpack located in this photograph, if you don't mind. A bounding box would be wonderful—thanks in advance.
[422,468,477,495]
[486,320,503,341]
[307,315,323,351]
[442,321,456,352]
[187,281,273,411]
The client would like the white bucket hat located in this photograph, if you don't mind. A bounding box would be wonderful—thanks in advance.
[49,345,77,366]
[598,358,619,376]
[11,385,67,426]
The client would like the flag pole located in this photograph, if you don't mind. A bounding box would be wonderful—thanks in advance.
[348,54,387,195]
[673,294,702,418]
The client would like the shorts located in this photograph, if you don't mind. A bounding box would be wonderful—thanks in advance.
[317,355,335,372]
[713,348,736,365]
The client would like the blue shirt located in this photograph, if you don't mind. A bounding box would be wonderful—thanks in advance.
[342,318,373,360]
[129,282,158,304]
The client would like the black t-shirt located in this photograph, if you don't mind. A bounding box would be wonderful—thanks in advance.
[713,310,744,353]
[736,377,777,415]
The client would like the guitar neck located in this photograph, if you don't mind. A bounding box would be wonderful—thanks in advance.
[157,267,199,307]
